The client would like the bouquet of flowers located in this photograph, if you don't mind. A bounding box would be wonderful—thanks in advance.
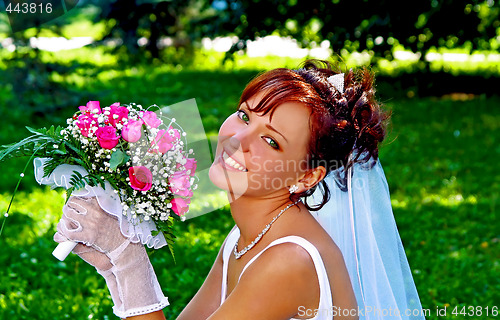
[0,101,197,259]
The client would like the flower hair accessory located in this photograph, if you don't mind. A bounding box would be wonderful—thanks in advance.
[327,73,345,94]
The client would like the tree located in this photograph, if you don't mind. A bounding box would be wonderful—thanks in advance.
[212,0,500,62]
[93,0,219,61]
[87,0,499,65]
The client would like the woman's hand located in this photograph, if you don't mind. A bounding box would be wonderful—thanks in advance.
[55,196,127,255]
[54,196,119,271]
[54,196,169,318]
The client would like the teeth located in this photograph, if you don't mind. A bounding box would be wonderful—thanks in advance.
[223,152,247,171]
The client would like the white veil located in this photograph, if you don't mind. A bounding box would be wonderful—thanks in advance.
[310,158,426,319]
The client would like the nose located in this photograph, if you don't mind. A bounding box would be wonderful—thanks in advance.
[227,129,250,155]
[229,136,241,150]
[226,136,247,157]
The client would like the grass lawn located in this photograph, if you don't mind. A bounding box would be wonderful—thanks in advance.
[0,48,498,319]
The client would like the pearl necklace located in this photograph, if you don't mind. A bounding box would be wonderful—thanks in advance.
[233,200,300,259]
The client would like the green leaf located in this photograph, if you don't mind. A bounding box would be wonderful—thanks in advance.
[109,149,129,171]
[25,125,63,139]
[72,158,86,167]
[65,186,75,203]
[64,141,83,155]
[69,171,84,190]
[0,135,51,161]
[51,149,66,156]
[42,158,62,177]
[168,242,176,264]
[59,143,67,152]
[25,126,46,135]
[47,125,55,136]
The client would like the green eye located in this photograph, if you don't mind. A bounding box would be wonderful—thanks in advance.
[237,110,279,150]
[237,110,249,122]
[264,137,279,150]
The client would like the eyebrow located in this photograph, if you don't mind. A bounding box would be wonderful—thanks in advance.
[265,123,288,143]
[243,101,288,143]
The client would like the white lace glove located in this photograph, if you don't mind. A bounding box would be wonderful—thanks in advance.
[54,196,169,318]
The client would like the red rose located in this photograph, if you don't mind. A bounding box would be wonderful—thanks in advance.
[128,166,153,191]
[95,126,120,149]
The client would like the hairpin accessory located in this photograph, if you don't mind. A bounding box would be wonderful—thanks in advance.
[327,73,345,94]
[289,185,299,194]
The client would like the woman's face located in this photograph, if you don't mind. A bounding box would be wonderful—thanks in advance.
[209,92,312,199]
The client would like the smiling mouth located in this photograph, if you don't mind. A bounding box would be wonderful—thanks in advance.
[222,150,248,172]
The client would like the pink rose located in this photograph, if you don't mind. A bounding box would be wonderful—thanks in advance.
[150,128,178,153]
[95,126,120,149]
[79,101,101,114]
[108,102,129,126]
[128,166,153,191]
[184,158,197,176]
[169,170,193,197]
[177,157,197,176]
[76,113,98,137]
[168,126,181,140]
[140,111,161,128]
[170,197,191,216]
[121,119,143,143]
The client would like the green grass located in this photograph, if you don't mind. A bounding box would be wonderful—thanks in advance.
[381,96,500,313]
[0,47,498,319]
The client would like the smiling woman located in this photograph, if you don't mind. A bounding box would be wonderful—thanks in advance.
[178,60,423,320]
[53,59,424,320]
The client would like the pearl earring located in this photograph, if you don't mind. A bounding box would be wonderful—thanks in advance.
[289,185,299,194]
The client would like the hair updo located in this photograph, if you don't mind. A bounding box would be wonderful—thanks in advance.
[239,59,390,210]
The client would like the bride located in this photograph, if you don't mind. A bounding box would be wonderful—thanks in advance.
[54,60,424,319]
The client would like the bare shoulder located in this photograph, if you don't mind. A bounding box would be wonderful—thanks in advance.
[311,228,347,269]
[249,240,319,275]
[239,241,319,296]
[299,224,359,319]
[209,242,319,320]
[282,216,359,319]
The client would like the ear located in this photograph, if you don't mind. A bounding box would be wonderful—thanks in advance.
[294,166,327,193]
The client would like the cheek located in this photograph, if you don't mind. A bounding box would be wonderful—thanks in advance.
[248,155,304,187]
[218,114,238,137]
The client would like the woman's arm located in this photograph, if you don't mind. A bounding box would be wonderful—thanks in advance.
[176,228,233,320]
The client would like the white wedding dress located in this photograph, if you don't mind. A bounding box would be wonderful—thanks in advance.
[220,227,334,320]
